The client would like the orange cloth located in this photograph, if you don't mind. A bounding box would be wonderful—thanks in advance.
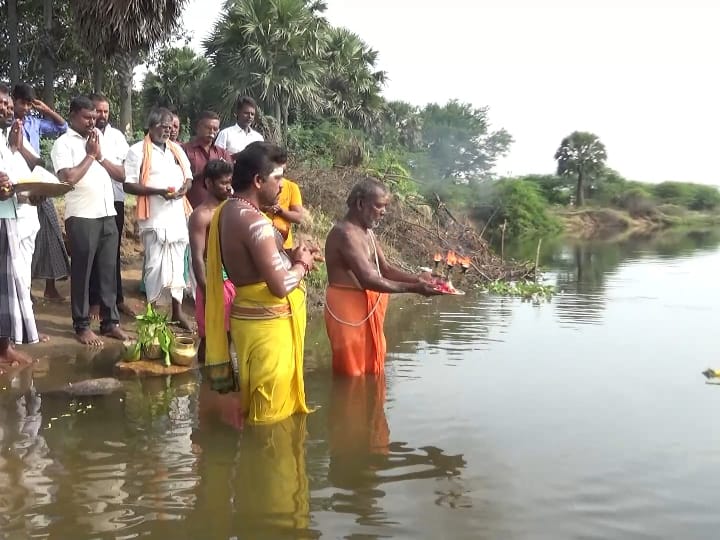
[328,375,390,458]
[271,178,302,249]
[324,285,390,376]
[136,135,193,220]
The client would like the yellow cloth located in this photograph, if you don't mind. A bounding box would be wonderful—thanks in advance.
[205,200,310,425]
[272,178,302,249]
[136,135,193,220]
[234,415,309,531]
[205,200,231,367]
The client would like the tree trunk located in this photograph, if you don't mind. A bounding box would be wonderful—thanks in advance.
[575,169,585,207]
[117,53,136,137]
[93,58,105,93]
[7,0,20,85]
[281,100,290,144]
[274,100,282,127]
[39,0,56,106]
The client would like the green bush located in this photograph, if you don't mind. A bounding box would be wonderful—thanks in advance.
[473,179,562,239]
[520,174,572,205]
[614,187,657,218]
[653,181,720,210]
[287,122,367,167]
[688,185,720,211]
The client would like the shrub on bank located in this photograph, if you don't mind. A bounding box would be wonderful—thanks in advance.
[473,179,562,239]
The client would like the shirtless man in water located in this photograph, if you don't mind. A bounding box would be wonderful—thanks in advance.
[324,178,441,376]
[204,141,319,423]
[188,159,234,363]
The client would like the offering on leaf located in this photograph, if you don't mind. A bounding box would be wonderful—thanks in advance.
[431,277,465,296]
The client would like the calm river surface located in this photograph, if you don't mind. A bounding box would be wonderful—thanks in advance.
[2,230,720,539]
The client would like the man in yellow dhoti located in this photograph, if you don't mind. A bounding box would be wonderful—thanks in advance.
[205,141,318,425]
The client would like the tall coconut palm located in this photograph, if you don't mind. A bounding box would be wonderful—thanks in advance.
[554,131,607,207]
[204,0,327,138]
[71,0,189,133]
[322,27,386,131]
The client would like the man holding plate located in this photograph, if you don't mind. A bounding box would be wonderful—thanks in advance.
[0,85,43,368]
[324,179,441,377]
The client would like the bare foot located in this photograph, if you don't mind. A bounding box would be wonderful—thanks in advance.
[101,325,128,341]
[0,338,33,375]
[38,334,50,343]
[75,329,104,347]
[173,312,194,332]
[117,302,137,317]
[44,280,64,302]
[89,304,100,321]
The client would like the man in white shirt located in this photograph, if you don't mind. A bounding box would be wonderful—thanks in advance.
[215,95,264,155]
[88,94,133,318]
[123,107,194,330]
[0,85,42,365]
[51,96,128,346]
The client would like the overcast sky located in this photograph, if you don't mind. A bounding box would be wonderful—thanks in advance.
[180,0,720,184]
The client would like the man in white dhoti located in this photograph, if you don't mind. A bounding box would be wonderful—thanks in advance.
[0,85,43,368]
[123,108,194,330]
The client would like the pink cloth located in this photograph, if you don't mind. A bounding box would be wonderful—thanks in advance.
[195,280,235,338]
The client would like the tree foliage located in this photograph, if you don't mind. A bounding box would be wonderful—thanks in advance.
[554,131,607,207]
[321,27,386,131]
[474,179,562,239]
[204,0,328,132]
[413,100,512,184]
[141,46,209,129]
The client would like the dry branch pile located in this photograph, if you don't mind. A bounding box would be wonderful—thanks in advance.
[294,165,536,284]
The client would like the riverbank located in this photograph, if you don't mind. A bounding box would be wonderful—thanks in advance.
[555,206,720,240]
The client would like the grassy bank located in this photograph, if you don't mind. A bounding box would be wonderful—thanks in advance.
[554,205,720,240]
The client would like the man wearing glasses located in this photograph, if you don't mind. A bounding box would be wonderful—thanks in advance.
[123,108,194,330]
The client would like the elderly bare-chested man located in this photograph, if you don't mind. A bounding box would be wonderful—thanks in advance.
[324,178,441,377]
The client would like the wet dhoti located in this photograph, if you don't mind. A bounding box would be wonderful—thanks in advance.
[324,285,389,376]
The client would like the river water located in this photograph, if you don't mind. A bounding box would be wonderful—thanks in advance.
[2,230,720,539]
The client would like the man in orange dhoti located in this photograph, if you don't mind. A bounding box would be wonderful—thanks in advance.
[324,179,441,376]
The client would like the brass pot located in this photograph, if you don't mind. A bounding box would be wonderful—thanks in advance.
[170,336,197,367]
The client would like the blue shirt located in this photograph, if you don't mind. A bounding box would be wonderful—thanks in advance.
[21,114,67,154]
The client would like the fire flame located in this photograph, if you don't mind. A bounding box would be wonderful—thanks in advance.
[460,256,471,268]
[446,251,458,266]
[433,252,443,263]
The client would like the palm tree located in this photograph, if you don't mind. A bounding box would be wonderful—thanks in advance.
[204,0,327,138]
[71,0,189,133]
[322,27,386,131]
[554,131,607,207]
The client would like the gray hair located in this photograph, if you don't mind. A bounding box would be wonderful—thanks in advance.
[346,178,389,209]
[146,107,173,130]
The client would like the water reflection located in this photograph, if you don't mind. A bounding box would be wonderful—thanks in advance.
[0,368,52,533]
[503,229,720,328]
[3,229,720,538]
[323,375,467,531]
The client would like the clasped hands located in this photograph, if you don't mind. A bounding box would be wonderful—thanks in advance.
[291,240,324,273]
